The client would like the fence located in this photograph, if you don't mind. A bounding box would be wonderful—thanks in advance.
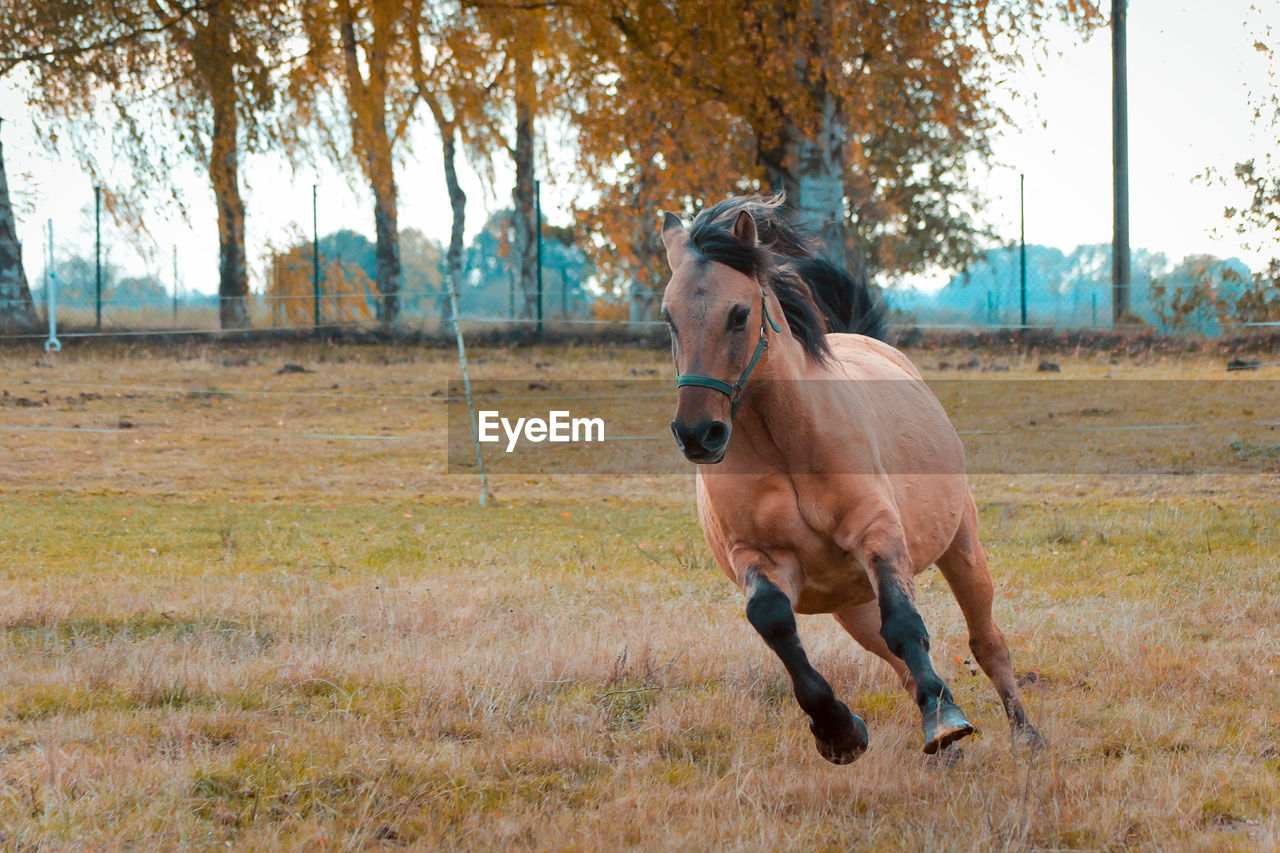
[5,210,1278,342]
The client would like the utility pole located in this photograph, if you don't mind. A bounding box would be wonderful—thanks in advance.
[1112,0,1131,323]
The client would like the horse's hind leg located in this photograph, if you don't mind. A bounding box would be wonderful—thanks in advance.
[743,566,868,765]
[935,497,1045,749]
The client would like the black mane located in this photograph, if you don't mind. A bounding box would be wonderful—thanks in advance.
[685,196,885,360]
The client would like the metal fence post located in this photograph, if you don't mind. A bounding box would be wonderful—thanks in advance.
[44,219,60,352]
[312,184,321,328]
[94,186,102,330]
[1019,173,1027,328]
[172,244,179,321]
[535,179,544,338]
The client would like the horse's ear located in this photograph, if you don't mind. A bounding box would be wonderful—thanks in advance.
[660,210,690,270]
[731,209,757,246]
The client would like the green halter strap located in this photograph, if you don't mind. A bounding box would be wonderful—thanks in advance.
[676,289,783,418]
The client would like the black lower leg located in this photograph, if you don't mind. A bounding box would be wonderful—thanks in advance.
[873,556,974,753]
[745,569,838,718]
[875,571,951,707]
[745,568,867,764]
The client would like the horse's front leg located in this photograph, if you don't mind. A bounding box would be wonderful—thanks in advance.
[743,565,869,764]
[865,545,975,754]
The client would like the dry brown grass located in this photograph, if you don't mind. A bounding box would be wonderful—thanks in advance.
[0,341,1278,851]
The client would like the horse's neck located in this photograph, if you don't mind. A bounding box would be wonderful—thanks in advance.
[737,332,821,453]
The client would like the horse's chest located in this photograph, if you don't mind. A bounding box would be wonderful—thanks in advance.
[699,475,873,613]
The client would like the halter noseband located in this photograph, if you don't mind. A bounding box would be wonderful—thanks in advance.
[675,289,783,418]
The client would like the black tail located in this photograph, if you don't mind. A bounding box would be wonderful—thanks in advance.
[793,257,885,341]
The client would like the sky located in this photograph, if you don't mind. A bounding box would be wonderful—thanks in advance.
[1,0,1276,296]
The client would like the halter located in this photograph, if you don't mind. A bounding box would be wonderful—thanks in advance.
[676,289,783,418]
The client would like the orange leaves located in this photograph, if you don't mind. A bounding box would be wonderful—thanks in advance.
[563,0,1112,291]
[264,246,375,327]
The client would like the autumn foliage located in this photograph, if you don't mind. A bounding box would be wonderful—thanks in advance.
[2,0,1124,328]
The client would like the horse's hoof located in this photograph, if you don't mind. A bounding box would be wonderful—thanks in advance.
[1015,723,1047,752]
[922,700,975,755]
[810,701,869,765]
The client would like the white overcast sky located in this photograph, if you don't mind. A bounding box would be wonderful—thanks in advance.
[1,0,1276,295]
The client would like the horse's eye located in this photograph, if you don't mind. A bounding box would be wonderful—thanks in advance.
[728,305,750,330]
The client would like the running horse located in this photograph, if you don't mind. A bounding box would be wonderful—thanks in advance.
[659,196,1043,762]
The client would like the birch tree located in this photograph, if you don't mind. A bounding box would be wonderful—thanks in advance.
[567,0,1102,309]
[15,0,291,329]
[293,0,425,325]
[0,120,37,331]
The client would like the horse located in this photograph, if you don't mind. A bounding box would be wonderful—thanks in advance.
[659,196,1043,763]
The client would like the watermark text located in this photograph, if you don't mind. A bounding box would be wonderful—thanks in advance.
[477,409,606,453]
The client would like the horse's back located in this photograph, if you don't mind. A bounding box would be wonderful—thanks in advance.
[823,332,960,469]
[824,333,923,381]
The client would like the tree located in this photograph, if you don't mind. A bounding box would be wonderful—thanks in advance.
[410,1,507,332]
[461,209,590,318]
[564,0,1103,317]
[463,209,518,316]
[293,0,425,326]
[0,0,176,332]
[1209,17,1280,324]
[16,0,292,329]
[1149,254,1260,332]
[399,227,447,315]
[264,235,377,326]
[511,37,539,320]
[0,120,37,331]
[457,2,580,322]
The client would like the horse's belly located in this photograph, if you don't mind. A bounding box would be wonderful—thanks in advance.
[792,547,876,614]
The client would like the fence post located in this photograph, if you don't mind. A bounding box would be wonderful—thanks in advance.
[172,244,179,321]
[94,186,102,330]
[444,263,493,507]
[44,219,60,352]
[312,184,322,328]
[535,179,544,338]
[1019,173,1027,328]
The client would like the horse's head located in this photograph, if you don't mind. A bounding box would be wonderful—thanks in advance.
[659,208,777,464]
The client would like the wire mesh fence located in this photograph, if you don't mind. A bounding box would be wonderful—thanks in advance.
[7,207,1278,341]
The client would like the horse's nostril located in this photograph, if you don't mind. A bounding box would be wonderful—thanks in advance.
[704,421,729,449]
[669,421,686,450]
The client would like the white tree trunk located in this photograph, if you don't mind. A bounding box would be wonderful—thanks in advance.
[779,89,848,266]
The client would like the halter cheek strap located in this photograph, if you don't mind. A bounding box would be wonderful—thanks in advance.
[676,289,782,418]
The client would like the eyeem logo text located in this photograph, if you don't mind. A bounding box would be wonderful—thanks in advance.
[477,410,606,453]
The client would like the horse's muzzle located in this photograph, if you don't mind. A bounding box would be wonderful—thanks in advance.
[669,418,730,464]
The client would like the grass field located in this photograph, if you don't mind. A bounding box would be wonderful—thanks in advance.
[1,340,1278,851]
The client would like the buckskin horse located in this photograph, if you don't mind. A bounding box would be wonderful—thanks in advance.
[660,196,1042,763]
